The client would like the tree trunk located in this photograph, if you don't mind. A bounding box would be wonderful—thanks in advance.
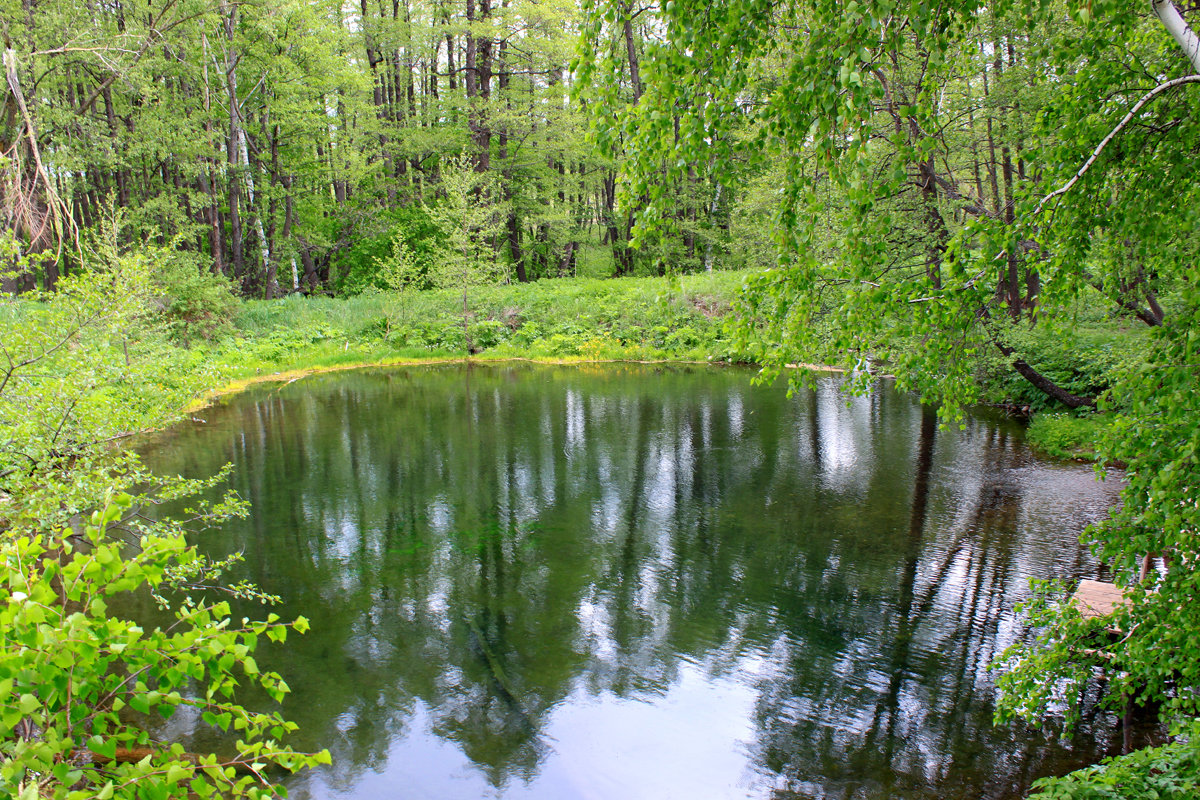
[622,1,642,102]
[703,182,723,272]
[983,309,1097,409]
[283,176,299,292]
[262,122,282,299]
[465,0,492,172]
[221,3,245,282]
[496,25,521,274]
[198,33,226,275]
[558,241,577,277]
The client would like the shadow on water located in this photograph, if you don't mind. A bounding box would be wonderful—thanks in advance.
[138,364,1143,799]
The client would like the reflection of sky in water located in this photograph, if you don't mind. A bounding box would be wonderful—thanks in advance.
[297,661,766,800]
[138,365,1140,800]
[813,383,873,490]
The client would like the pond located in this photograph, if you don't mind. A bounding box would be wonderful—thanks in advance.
[141,364,1135,799]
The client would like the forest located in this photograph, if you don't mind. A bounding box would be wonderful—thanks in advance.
[3,0,1200,797]
[1,0,736,296]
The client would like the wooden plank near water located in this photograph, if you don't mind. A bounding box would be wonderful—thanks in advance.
[1072,579,1128,621]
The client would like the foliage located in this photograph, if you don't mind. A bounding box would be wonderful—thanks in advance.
[995,284,1200,734]
[231,324,345,364]
[333,207,446,296]
[1088,290,1200,715]
[974,312,1148,412]
[993,580,1116,733]
[5,0,699,295]
[1028,718,1200,799]
[0,487,327,800]
[401,157,510,292]
[221,272,746,370]
[149,255,240,346]
[1025,413,1111,461]
[0,250,204,483]
[0,243,326,798]
[583,0,1200,789]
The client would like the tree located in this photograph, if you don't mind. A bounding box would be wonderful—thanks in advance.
[583,0,1200,738]
[375,155,508,351]
[0,239,328,798]
[1,0,370,297]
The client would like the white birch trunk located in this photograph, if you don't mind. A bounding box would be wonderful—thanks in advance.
[703,182,723,272]
[239,134,271,282]
[1153,0,1200,73]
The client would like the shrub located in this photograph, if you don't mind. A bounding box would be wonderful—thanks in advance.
[149,253,239,346]
[1029,718,1200,799]
[468,319,510,351]
[0,485,328,800]
[0,247,325,798]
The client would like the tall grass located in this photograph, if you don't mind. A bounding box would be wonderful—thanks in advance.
[218,272,750,377]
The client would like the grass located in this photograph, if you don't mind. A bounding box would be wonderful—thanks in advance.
[1025,412,1115,461]
[216,271,749,379]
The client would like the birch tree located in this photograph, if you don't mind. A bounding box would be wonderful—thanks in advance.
[583,0,1200,739]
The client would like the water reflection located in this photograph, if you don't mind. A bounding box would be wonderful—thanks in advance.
[142,365,1132,799]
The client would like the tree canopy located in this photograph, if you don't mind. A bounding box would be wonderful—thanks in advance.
[5,0,1200,793]
[2,0,733,295]
[582,0,1200,729]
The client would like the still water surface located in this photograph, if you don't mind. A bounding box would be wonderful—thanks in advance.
[142,364,1131,799]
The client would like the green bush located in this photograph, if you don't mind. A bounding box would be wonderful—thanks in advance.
[149,254,239,345]
[1026,412,1113,461]
[332,206,449,295]
[1029,719,1200,799]
[468,319,510,351]
[0,248,326,799]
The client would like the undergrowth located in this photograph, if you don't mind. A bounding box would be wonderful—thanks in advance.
[1025,413,1114,461]
[974,307,1150,413]
[1028,718,1200,799]
[219,272,747,376]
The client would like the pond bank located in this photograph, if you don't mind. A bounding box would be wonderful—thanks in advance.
[185,354,736,413]
[183,352,882,416]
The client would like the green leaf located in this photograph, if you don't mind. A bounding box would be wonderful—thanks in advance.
[87,735,116,761]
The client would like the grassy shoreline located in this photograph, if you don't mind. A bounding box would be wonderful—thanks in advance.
[179,272,751,412]
[1024,412,1114,463]
[187,341,1110,467]
[173,271,1128,468]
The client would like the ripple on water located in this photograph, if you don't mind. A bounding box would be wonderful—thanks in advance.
[138,365,1142,800]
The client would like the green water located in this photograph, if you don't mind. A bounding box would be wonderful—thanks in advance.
[142,364,1137,799]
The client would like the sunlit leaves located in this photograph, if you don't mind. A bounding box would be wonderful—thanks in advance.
[585,0,1200,744]
[0,256,325,798]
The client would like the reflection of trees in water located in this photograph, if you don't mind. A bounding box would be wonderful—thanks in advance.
[143,366,1122,798]
[748,412,1123,800]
